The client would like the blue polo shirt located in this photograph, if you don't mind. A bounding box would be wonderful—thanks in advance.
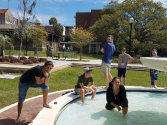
[102,42,116,64]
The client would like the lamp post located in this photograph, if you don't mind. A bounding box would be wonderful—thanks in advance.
[129,17,134,54]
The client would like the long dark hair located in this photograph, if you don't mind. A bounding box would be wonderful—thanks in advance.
[109,77,120,88]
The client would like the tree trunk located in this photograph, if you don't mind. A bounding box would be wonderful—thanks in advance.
[36,46,38,58]
[19,38,22,60]
[80,45,82,60]
[1,44,5,56]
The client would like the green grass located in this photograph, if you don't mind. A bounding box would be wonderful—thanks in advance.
[0,67,167,109]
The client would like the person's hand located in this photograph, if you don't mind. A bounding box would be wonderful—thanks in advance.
[116,106,121,111]
[44,71,49,78]
[84,89,89,94]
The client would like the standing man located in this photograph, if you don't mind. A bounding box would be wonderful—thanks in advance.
[118,48,134,86]
[150,49,159,89]
[15,61,54,123]
[75,67,97,106]
[101,35,116,89]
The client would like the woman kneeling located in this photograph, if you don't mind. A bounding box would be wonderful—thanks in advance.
[105,77,128,116]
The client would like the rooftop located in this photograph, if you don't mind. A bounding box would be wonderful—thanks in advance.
[0,9,8,14]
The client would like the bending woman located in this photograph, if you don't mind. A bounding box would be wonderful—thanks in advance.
[105,77,128,116]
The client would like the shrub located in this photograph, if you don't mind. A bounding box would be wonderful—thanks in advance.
[23,59,33,64]
[20,56,27,60]
[28,57,36,60]
[0,56,9,62]
[131,58,141,64]
[31,58,39,63]
[8,56,16,60]
[39,58,47,62]
[10,58,21,63]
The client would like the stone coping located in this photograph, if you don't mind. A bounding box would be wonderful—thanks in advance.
[29,86,167,125]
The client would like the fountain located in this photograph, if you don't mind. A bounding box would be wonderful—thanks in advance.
[140,57,167,72]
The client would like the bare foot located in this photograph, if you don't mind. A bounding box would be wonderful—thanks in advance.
[110,109,114,112]
[91,98,97,100]
[154,85,158,89]
[81,103,85,106]
[43,103,52,109]
[14,118,20,124]
[122,114,126,118]
[165,87,167,89]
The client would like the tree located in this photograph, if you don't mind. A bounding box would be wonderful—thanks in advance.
[70,27,96,60]
[49,17,57,27]
[28,26,48,58]
[0,34,13,56]
[90,0,167,55]
[54,23,64,48]
[54,23,63,36]
[15,0,36,59]
[49,17,57,48]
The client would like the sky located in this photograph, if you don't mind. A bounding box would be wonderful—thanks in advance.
[1,0,167,26]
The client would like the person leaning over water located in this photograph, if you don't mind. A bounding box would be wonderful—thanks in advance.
[15,61,54,124]
[105,77,128,117]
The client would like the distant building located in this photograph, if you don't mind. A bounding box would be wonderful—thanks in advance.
[74,9,103,53]
[0,8,63,52]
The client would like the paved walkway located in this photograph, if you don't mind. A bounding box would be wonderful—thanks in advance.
[0,58,145,125]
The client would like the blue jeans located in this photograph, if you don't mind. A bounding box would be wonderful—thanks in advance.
[150,71,159,85]
[19,81,49,102]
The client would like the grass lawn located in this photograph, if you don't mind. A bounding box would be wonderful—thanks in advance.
[0,67,167,109]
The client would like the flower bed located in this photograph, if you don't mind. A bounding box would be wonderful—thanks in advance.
[0,56,47,65]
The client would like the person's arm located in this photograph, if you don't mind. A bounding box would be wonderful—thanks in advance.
[43,71,49,86]
[100,48,105,53]
[79,83,91,90]
[128,57,134,64]
[35,76,44,85]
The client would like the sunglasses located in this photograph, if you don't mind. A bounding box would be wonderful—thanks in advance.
[107,39,111,40]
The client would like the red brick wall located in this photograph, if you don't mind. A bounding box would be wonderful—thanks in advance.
[75,9,105,53]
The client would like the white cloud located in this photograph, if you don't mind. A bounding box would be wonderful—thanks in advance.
[35,13,68,25]
[44,7,60,14]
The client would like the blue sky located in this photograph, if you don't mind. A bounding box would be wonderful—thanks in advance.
[1,0,167,26]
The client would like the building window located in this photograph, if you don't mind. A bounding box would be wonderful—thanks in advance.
[2,17,4,20]
[2,21,4,24]
[0,17,1,21]
[91,44,96,53]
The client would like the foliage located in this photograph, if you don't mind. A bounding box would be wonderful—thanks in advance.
[38,58,47,62]
[28,26,48,57]
[70,27,96,60]
[0,34,12,56]
[54,23,63,36]
[0,56,9,62]
[28,56,36,60]
[90,0,167,55]
[31,58,39,63]
[23,59,33,64]
[10,58,21,63]
[20,56,27,60]
[14,0,37,59]
[49,17,57,27]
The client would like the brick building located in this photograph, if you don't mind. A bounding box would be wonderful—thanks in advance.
[0,9,61,52]
[74,9,103,53]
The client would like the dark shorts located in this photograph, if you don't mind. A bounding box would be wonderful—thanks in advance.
[150,72,159,85]
[118,68,127,77]
[105,100,128,110]
[19,81,49,102]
